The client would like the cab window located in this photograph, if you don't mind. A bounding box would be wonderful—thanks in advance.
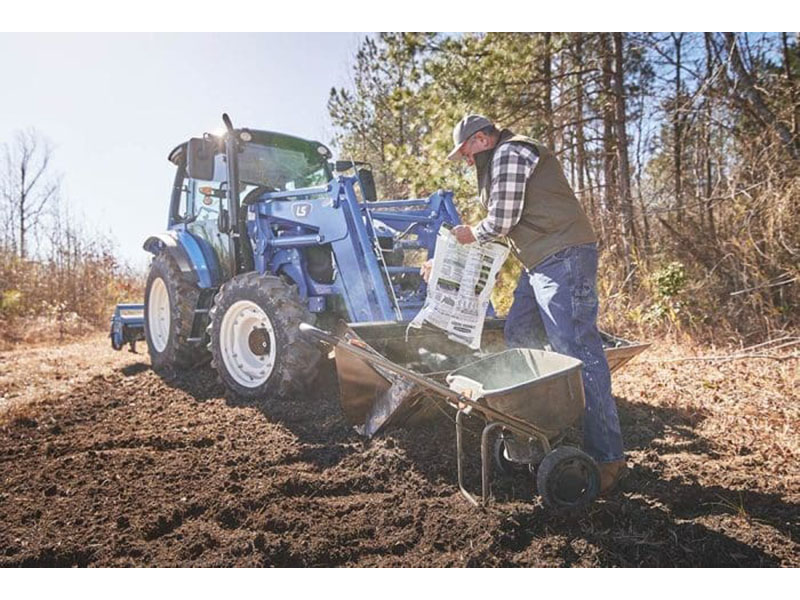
[189,154,228,221]
[170,163,192,225]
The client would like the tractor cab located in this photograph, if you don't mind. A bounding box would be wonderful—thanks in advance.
[166,129,336,275]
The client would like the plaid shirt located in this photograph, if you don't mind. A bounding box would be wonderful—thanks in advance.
[472,142,539,244]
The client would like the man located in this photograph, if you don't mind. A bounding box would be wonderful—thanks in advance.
[423,114,626,494]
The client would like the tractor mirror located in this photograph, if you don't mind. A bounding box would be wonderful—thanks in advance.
[357,168,378,202]
[187,138,215,181]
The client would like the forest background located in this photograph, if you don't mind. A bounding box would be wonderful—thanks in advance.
[2,32,798,347]
[327,32,799,344]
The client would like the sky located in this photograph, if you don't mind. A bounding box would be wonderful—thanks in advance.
[0,33,363,268]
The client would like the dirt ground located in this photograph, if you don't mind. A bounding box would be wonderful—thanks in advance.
[0,333,797,567]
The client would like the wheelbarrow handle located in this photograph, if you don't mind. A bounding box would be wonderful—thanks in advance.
[299,322,380,353]
[299,322,342,346]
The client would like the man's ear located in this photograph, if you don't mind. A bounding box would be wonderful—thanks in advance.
[479,131,498,150]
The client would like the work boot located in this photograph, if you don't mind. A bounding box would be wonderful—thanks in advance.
[598,459,627,495]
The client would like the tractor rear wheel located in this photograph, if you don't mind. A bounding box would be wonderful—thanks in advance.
[208,272,321,400]
[144,253,208,372]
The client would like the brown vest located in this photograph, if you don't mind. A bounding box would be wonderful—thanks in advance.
[477,131,596,268]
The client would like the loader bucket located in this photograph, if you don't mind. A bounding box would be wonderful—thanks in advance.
[333,321,501,437]
[330,318,649,438]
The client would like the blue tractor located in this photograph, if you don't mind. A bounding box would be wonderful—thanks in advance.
[113,114,461,399]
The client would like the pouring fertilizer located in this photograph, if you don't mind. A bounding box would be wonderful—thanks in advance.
[109,113,648,509]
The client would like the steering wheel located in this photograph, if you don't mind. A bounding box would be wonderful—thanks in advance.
[242,185,277,205]
[194,204,218,220]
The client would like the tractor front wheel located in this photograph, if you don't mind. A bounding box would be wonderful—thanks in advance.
[208,273,321,400]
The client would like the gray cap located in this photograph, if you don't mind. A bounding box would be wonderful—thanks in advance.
[447,114,493,160]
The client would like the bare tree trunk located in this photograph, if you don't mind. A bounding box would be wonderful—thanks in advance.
[613,32,637,273]
[724,32,800,160]
[584,157,599,239]
[634,65,651,257]
[672,33,685,223]
[574,34,587,201]
[569,128,576,188]
[782,32,799,137]
[600,33,617,223]
[542,32,555,149]
[704,33,717,241]
[19,161,26,260]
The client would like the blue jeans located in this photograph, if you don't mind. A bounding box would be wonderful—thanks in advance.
[504,243,624,464]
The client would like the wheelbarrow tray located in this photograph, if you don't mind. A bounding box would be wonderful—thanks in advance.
[446,348,585,440]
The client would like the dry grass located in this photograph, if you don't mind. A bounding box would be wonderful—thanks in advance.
[0,333,141,426]
[0,247,143,348]
[616,342,800,501]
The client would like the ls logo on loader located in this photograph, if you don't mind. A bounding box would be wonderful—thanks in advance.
[293,203,312,218]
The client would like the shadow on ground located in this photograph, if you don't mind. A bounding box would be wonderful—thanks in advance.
[115,359,794,567]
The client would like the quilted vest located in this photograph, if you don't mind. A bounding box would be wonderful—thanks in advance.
[477,130,596,268]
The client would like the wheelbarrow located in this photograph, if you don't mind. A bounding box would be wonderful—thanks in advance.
[300,321,635,509]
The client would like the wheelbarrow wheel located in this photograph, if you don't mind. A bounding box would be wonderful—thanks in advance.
[536,446,600,510]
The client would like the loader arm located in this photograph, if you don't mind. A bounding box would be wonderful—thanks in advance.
[245,177,460,323]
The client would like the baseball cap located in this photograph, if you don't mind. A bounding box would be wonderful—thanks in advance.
[447,114,493,160]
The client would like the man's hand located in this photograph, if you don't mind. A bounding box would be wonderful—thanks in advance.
[452,225,476,245]
[420,259,433,283]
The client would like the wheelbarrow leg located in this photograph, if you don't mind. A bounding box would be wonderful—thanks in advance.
[456,409,506,506]
[456,409,479,507]
[481,422,504,504]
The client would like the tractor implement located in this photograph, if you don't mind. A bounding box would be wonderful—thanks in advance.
[109,304,145,352]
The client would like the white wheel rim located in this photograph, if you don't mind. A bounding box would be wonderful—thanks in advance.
[220,300,276,388]
[148,277,170,353]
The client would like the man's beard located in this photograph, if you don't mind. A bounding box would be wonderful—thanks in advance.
[474,148,493,187]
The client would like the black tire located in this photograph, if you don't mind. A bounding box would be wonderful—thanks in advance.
[144,253,207,372]
[110,321,123,351]
[492,435,527,477]
[536,446,600,510]
[208,272,321,399]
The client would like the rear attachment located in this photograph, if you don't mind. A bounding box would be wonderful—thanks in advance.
[110,303,145,352]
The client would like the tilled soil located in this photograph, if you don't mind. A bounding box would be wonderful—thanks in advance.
[0,335,797,567]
